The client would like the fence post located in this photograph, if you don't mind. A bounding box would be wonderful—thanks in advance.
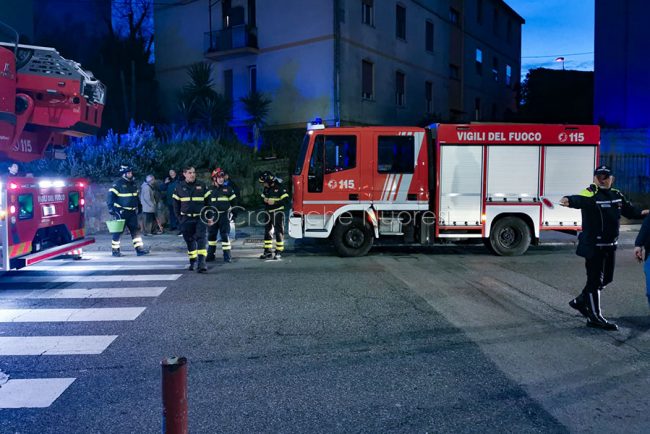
[162,356,188,434]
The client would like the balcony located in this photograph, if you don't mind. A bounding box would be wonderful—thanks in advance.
[204,25,259,60]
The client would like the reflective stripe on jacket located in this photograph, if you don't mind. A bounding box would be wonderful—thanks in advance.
[173,180,211,219]
[107,177,139,211]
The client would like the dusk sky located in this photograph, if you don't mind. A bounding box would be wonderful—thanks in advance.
[505,0,595,76]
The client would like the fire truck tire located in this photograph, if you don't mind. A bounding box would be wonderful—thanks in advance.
[332,218,374,257]
[488,216,531,256]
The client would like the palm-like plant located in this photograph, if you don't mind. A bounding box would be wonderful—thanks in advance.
[240,91,272,153]
[178,62,232,134]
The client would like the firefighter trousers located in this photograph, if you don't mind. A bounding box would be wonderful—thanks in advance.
[111,211,144,251]
[180,218,207,262]
[263,211,285,254]
[208,212,231,254]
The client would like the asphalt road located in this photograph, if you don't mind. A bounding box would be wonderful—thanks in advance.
[0,231,648,433]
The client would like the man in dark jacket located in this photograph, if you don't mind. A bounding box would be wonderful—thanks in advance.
[107,165,149,257]
[173,166,211,272]
[258,171,289,260]
[207,168,237,263]
[560,165,648,330]
[633,215,650,308]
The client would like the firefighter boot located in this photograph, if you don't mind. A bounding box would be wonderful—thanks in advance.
[136,247,150,256]
[112,248,123,257]
[259,250,273,260]
[188,259,196,271]
[586,291,618,331]
[197,255,208,273]
[206,246,216,262]
[569,293,589,318]
[223,250,232,263]
[273,251,282,260]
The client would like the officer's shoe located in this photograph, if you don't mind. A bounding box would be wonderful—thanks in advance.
[586,317,619,331]
[569,297,589,318]
[197,256,208,273]
[223,251,232,263]
[259,252,273,260]
[206,254,216,262]
[273,252,282,260]
[188,260,196,271]
[136,247,150,256]
[112,249,123,257]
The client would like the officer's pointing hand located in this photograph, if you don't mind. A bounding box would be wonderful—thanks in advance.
[559,197,569,207]
[642,209,650,216]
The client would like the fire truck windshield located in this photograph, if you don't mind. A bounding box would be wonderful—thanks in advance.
[294,134,310,175]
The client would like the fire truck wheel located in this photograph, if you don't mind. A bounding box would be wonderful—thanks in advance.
[332,218,374,257]
[488,216,531,256]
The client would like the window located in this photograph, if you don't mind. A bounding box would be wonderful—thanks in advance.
[378,135,415,173]
[425,81,433,113]
[395,71,405,106]
[425,20,434,52]
[294,134,310,175]
[474,98,481,121]
[505,64,512,86]
[477,0,483,24]
[362,60,374,99]
[492,56,499,81]
[492,7,499,35]
[475,48,483,75]
[362,0,374,26]
[223,69,233,101]
[248,65,257,93]
[68,191,80,213]
[325,136,357,173]
[449,64,460,80]
[18,193,33,220]
[449,8,460,26]
[396,4,406,39]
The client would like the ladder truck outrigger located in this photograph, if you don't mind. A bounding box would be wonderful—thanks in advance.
[289,118,599,257]
[0,22,105,270]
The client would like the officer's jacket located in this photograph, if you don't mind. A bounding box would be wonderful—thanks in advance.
[567,184,643,257]
[107,177,139,212]
[209,183,237,212]
[172,180,210,219]
[261,182,289,213]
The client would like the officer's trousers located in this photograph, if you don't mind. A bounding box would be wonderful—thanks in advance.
[582,247,616,295]
[180,218,207,262]
[207,212,231,253]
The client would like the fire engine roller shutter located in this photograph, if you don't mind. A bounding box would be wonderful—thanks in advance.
[543,146,596,227]
[439,145,483,225]
[487,146,539,201]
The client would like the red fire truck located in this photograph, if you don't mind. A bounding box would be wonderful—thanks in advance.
[0,23,104,270]
[289,120,599,256]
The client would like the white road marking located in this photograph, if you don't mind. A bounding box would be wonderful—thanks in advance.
[2,274,182,283]
[0,378,76,408]
[0,286,167,299]
[0,307,146,322]
[0,335,118,355]
[26,264,183,271]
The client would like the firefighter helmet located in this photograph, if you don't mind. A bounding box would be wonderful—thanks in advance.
[258,171,275,184]
[119,164,133,174]
[211,167,225,179]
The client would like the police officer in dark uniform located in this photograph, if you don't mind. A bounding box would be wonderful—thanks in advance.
[259,171,289,260]
[173,166,211,272]
[106,165,149,257]
[560,165,649,330]
[207,168,237,263]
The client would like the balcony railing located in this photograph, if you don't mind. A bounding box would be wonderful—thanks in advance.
[204,25,259,58]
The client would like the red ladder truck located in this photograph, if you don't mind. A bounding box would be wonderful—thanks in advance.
[289,119,599,256]
[0,22,105,270]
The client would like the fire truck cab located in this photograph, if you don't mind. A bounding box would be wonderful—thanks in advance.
[0,177,94,270]
[289,121,599,256]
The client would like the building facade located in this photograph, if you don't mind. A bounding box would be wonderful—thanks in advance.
[154,0,523,138]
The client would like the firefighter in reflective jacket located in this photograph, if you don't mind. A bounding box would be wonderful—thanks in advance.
[106,165,149,257]
[259,171,289,260]
[207,168,236,263]
[560,165,649,330]
[173,166,211,272]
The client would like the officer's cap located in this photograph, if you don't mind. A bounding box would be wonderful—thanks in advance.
[594,165,613,177]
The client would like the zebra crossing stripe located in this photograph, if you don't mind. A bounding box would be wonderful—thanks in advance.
[0,287,167,299]
[2,274,182,283]
[26,264,183,271]
[0,378,76,408]
[0,336,118,355]
[78,255,188,262]
[0,307,146,322]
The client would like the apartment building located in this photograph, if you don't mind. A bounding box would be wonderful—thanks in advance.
[154,0,523,137]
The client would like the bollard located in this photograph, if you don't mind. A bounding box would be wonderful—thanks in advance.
[161,356,188,434]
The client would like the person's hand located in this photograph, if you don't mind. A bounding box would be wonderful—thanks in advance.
[267,199,275,205]
[559,197,569,207]
[207,219,214,226]
[634,246,644,263]
[642,209,649,216]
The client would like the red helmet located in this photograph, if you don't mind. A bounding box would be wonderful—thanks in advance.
[211,167,225,179]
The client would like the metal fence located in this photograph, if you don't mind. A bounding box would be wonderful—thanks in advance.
[600,153,650,194]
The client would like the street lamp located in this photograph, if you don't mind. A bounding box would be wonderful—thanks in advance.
[555,56,565,70]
